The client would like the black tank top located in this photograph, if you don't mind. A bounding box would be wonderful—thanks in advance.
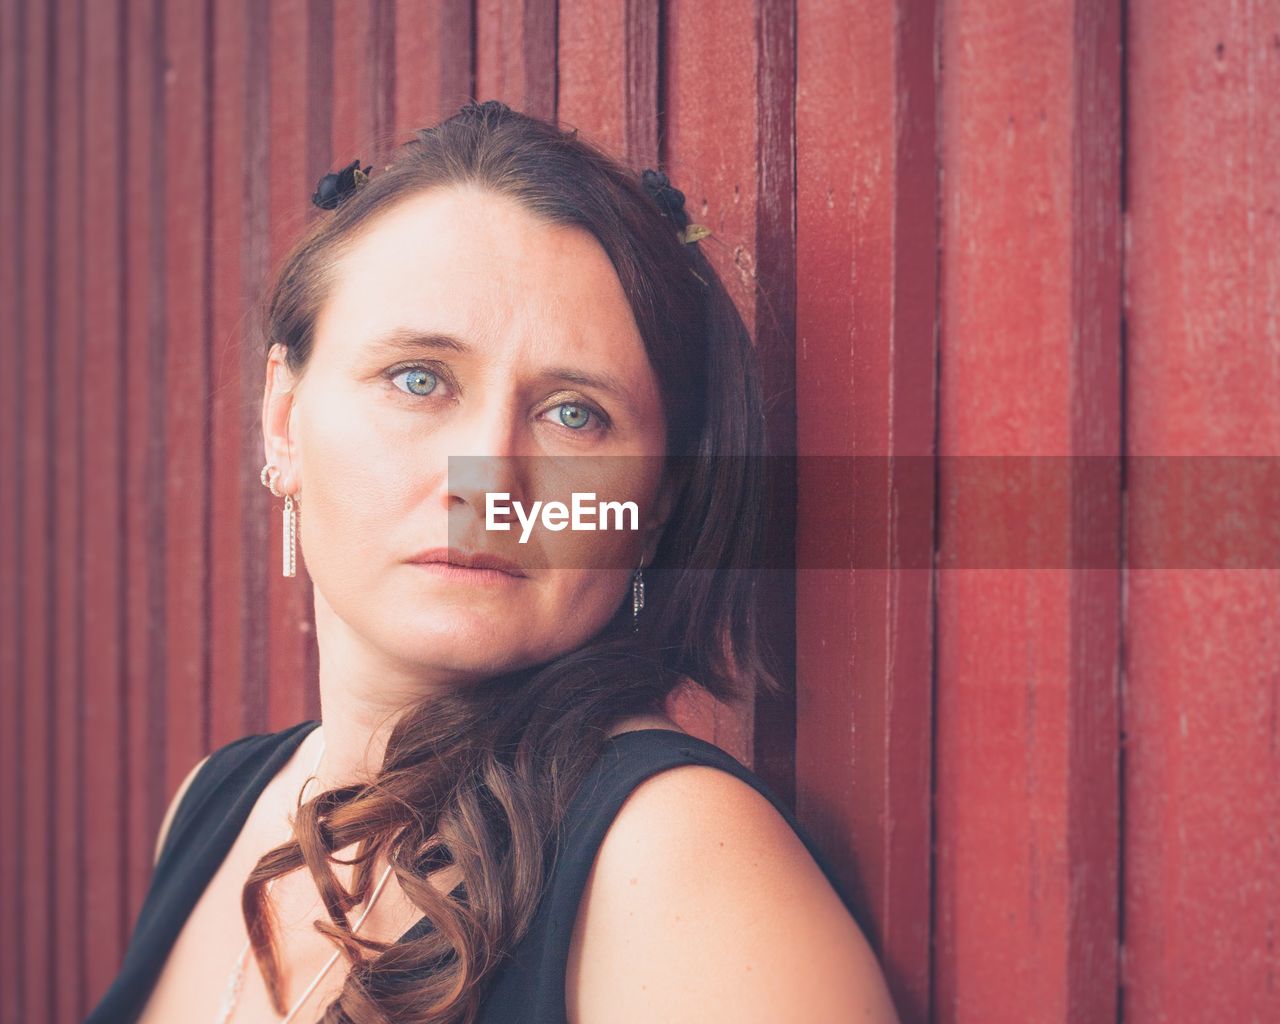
[86,719,868,1023]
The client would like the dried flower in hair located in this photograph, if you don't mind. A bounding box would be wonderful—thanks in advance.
[311,158,371,210]
[678,224,712,244]
[641,168,689,228]
[641,168,712,245]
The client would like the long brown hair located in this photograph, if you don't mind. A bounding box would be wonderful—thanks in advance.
[248,99,777,1022]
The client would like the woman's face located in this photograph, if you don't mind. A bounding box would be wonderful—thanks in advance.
[262,183,672,684]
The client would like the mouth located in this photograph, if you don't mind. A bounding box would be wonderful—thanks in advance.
[406,546,528,581]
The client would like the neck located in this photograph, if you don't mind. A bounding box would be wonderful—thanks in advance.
[302,586,553,791]
[305,587,457,791]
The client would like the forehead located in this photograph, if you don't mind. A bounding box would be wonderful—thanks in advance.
[316,184,645,366]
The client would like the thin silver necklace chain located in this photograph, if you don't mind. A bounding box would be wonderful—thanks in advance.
[214,728,397,1024]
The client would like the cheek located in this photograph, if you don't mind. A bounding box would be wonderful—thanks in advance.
[529,508,641,571]
[525,458,663,569]
[530,569,631,645]
[295,397,417,567]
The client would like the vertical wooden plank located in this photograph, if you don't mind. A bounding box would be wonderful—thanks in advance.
[237,0,273,740]
[934,1,1123,1022]
[52,0,87,1016]
[1066,5,1126,1019]
[475,0,556,120]
[795,0,937,1018]
[266,0,324,730]
[328,0,398,177]
[19,2,53,1017]
[332,0,379,163]
[0,0,25,1016]
[557,0,627,152]
[557,0,658,167]
[81,0,127,1009]
[661,0,774,769]
[123,0,166,929]
[372,0,397,150]
[1124,1,1280,1020]
[161,0,210,813]
[393,0,473,136]
[748,0,798,802]
[208,0,250,752]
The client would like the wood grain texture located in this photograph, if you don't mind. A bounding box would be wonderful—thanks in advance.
[1124,1,1280,1021]
[392,0,474,139]
[0,0,25,1017]
[4,3,1272,1021]
[160,0,211,862]
[661,0,766,773]
[19,5,54,1019]
[557,0,658,167]
[208,0,248,755]
[476,0,556,120]
[52,0,86,1014]
[81,0,127,1007]
[934,2,1123,1024]
[795,2,939,1020]
[122,0,167,964]
[266,0,322,733]
[750,0,800,804]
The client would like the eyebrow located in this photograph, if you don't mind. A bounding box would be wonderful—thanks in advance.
[367,327,472,357]
[367,327,637,407]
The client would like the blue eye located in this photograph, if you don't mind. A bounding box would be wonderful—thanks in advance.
[384,365,607,434]
[556,403,595,430]
[390,366,439,397]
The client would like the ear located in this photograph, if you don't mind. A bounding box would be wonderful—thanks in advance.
[261,343,302,495]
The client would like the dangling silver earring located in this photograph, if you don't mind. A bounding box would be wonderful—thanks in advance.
[261,463,298,578]
[632,563,646,632]
[282,493,298,578]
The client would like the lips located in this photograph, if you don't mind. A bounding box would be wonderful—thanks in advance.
[406,546,528,578]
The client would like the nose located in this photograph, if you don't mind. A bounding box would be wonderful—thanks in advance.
[442,395,527,518]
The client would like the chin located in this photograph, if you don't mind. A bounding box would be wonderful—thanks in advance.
[390,621,526,671]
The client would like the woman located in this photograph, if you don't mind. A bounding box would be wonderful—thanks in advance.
[87,100,899,1023]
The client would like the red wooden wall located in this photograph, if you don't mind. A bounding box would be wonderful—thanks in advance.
[1,1,1276,1022]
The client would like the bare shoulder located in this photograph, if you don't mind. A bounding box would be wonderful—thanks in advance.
[603,711,687,738]
[566,755,900,1024]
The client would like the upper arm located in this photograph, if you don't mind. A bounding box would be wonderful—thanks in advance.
[153,753,211,867]
[566,765,900,1024]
